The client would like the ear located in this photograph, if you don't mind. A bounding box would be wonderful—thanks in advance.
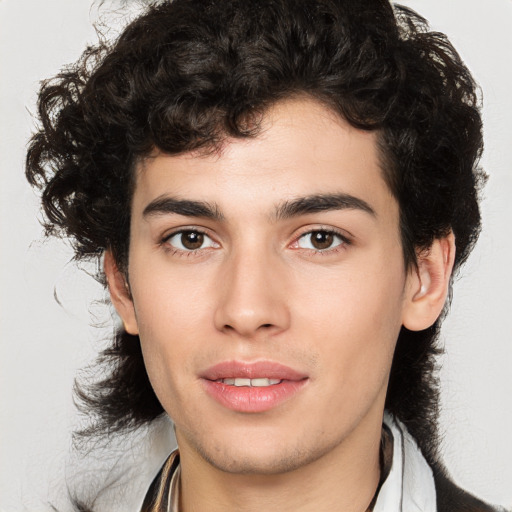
[104,251,139,335]
[402,232,456,331]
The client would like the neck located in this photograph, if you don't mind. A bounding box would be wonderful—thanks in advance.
[177,413,383,512]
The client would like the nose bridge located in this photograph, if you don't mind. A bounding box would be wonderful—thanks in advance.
[214,240,289,337]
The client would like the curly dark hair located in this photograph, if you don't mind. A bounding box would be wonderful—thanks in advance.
[26,0,484,472]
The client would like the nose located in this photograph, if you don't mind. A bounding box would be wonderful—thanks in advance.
[213,247,290,338]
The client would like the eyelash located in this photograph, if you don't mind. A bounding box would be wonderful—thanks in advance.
[160,227,351,257]
[292,228,351,255]
[161,229,218,257]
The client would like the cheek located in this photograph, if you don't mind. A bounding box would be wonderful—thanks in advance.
[128,263,213,407]
[294,254,405,383]
[131,254,214,337]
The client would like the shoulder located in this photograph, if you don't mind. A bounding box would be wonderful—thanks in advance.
[433,466,505,512]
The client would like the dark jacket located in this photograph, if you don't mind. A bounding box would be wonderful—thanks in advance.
[434,469,504,512]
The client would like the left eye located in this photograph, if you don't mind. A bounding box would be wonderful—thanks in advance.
[297,230,345,251]
[166,230,218,251]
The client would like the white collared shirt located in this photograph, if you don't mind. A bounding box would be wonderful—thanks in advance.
[373,413,437,512]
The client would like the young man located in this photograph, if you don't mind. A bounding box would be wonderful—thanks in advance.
[24,0,505,510]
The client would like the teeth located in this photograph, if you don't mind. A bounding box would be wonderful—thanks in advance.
[251,378,281,387]
[219,378,282,387]
[234,378,251,387]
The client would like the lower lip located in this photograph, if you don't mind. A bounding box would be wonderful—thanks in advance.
[202,379,308,413]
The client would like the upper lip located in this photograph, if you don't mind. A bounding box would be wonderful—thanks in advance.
[201,360,308,381]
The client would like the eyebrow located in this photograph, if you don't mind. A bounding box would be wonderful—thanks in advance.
[274,193,376,220]
[142,196,224,221]
[142,192,375,222]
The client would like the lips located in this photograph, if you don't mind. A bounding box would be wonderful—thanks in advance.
[201,360,307,381]
[201,361,308,413]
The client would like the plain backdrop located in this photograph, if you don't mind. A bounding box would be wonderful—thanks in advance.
[1,0,511,510]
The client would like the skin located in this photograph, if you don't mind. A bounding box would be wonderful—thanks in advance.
[106,98,454,512]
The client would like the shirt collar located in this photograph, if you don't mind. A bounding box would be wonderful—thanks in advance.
[373,412,437,512]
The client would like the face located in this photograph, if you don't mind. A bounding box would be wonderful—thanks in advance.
[120,98,414,475]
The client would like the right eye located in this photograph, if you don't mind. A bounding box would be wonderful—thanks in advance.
[165,230,218,252]
[296,230,346,251]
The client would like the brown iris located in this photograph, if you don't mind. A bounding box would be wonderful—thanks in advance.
[310,231,334,250]
[181,231,204,250]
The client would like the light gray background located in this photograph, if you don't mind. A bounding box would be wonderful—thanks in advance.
[1,0,511,510]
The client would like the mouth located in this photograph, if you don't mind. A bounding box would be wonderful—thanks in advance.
[201,361,309,413]
[215,377,282,387]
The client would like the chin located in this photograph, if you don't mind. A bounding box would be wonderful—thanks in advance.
[181,426,339,476]
[204,447,320,475]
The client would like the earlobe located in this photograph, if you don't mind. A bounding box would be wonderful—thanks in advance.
[104,251,139,335]
[402,232,456,331]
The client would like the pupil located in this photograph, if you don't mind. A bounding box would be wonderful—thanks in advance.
[182,231,204,250]
[312,231,333,250]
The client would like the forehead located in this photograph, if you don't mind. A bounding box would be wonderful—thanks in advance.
[132,98,394,218]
